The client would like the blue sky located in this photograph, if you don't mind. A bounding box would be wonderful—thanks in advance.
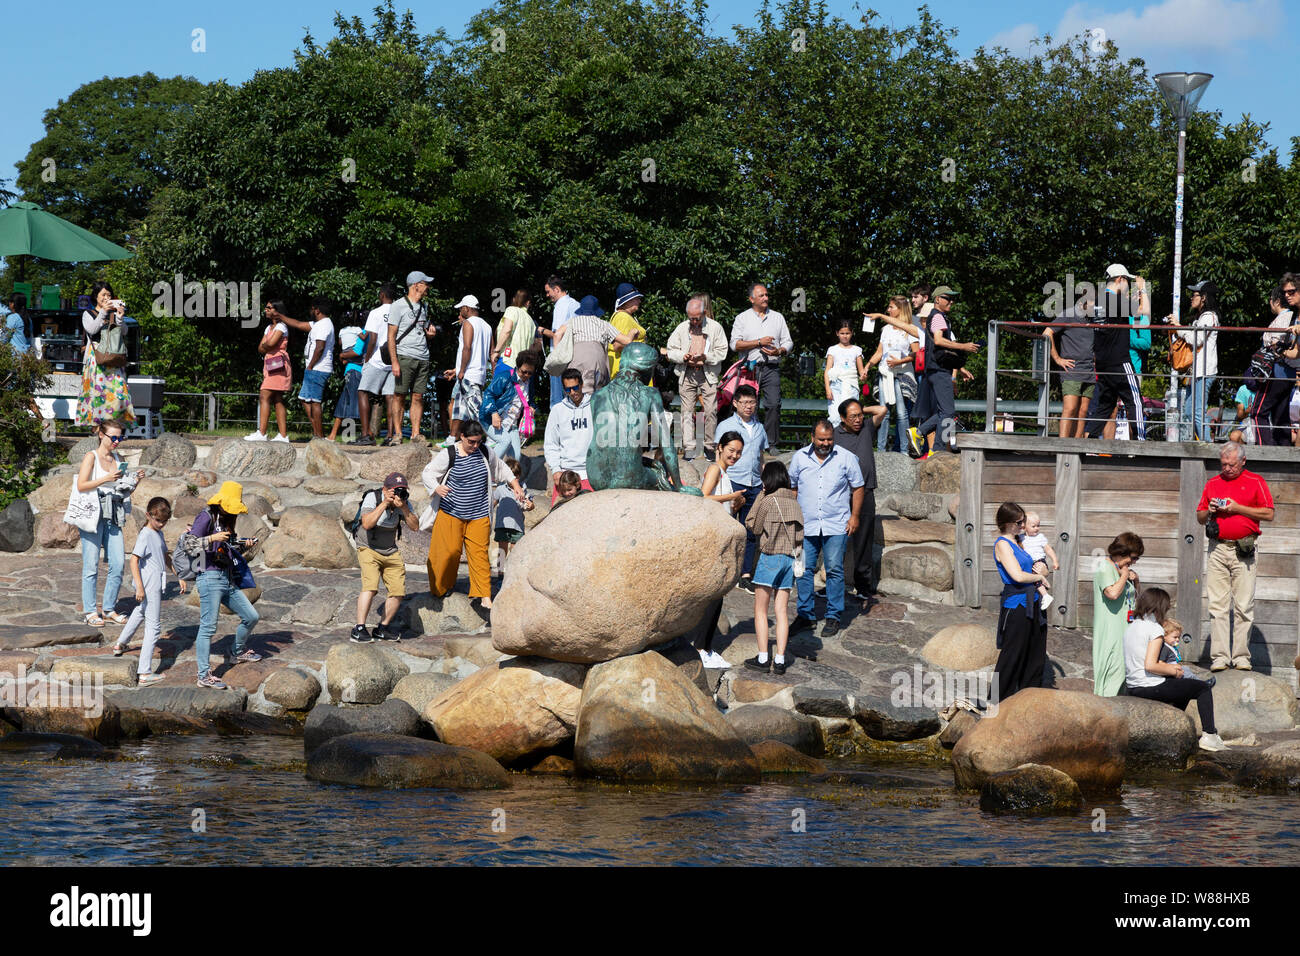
[3,0,1294,192]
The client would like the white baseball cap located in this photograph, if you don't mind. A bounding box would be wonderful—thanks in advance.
[453,295,480,311]
[1105,264,1137,280]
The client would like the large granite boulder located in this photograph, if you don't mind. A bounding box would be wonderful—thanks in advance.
[358,444,432,483]
[1107,695,1198,769]
[854,694,942,741]
[326,643,409,705]
[1184,669,1299,738]
[388,672,459,717]
[303,699,422,754]
[425,658,586,764]
[880,518,955,545]
[306,733,510,789]
[105,686,248,719]
[0,500,34,552]
[574,651,760,783]
[49,656,137,687]
[2,704,122,744]
[35,512,79,549]
[207,437,298,477]
[918,453,961,494]
[262,669,321,711]
[65,436,97,465]
[262,507,356,569]
[491,490,745,663]
[138,432,197,472]
[874,452,919,496]
[922,623,998,671]
[406,592,489,636]
[881,545,953,591]
[305,438,353,478]
[951,688,1127,791]
[979,763,1083,815]
[28,473,75,514]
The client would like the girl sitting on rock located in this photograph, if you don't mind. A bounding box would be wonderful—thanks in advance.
[1123,587,1225,752]
[743,460,804,675]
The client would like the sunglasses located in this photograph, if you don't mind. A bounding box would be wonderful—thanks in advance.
[1285,288,1299,296]
[106,434,124,444]
[564,384,583,392]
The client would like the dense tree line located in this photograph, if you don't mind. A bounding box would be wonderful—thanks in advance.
[6,0,1298,403]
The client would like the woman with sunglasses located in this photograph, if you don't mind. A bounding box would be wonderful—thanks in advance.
[74,419,144,626]
[1092,531,1144,696]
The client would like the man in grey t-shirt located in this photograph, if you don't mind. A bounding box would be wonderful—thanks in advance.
[387,271,441,445]
[352,472,419,643]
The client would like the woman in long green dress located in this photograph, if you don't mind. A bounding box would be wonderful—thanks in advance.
[1092,532,1144,695]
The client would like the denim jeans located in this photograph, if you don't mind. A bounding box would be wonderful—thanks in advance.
[195,569,260,679]
[487,424,521,460]
[797,532,848,621]
[877,397,913,451]
[1180,374,1216,441]
[549,374,564,411]
[80,516,124,616]
[733,483,761,576]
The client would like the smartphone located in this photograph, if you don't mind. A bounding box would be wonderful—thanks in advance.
[117,461,128,474]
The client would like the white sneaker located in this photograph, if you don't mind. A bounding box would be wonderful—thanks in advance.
[1199,732,1226,752]
[1040,592,1053,611]
[699,650,730,669]
[244,430,267,442]
[271,434,290,443]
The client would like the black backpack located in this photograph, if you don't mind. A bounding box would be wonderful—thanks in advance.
[348,488,403,542]
[1244,345,1278,392]
[926,313,967,371]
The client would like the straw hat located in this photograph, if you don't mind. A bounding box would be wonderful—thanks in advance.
[207,481,248,515]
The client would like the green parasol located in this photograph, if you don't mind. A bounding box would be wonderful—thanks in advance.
[0,201,132,262]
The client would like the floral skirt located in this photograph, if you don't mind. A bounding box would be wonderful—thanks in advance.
[76,344,136,426]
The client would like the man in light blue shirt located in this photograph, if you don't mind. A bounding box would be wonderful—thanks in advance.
[715,383,767,588]
[789,419,864,637]
[543,275,580,409]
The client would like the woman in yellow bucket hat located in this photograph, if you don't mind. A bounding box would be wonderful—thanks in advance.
[190,481,262,689]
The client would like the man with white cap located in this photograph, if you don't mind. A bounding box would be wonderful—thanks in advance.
[442,294,494,444]
[387,271,440,445]
[1086,264,1145,440]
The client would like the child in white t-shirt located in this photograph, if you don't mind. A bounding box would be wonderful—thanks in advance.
[824,319,865,426]
[113,497,186,683]
[1018,511,1058,612]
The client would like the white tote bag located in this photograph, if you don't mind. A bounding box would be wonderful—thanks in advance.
[772,496,804,578]
[543,325,574,376]
[64,483,101,533]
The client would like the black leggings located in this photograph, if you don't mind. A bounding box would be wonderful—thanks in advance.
[1127,678,1217,734]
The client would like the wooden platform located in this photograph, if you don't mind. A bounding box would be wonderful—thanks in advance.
[955,434,1300,691]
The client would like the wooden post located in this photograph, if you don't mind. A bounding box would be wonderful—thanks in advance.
[1054,453,1081,628]
[1177,458,1206,652]
[955,448,985,607]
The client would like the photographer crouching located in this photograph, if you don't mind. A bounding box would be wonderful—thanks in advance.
[1197,441,1274,672]
[351,472,420,643]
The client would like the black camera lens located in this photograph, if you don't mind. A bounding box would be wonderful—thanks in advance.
[394,487,409,500]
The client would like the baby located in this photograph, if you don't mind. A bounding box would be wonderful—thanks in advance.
[1018,512,1059,612]
[1157,617,1216,688]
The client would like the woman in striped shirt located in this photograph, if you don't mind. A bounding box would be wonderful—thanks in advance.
[423,420,528,614]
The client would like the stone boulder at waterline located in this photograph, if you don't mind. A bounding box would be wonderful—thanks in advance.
[574,651,759,783]
[951,688,1127,791]
[424,658,586,764]
[491,490,745,663]
[979,763,1083,815]
[1106,695,1197,769]
[325,643,409,704]
[306,733,510,789]
[303,700,422,755]
[1183,669,1299,738]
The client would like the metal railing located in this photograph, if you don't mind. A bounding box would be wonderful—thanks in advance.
[984,319,1295,441]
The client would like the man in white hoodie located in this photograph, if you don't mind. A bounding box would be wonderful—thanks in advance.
[544,368,594,504]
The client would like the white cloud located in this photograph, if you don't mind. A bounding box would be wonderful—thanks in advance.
[986,0,1284,58]
[986,22,1042,55]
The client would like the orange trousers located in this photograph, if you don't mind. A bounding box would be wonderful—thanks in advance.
[427,511,491,599]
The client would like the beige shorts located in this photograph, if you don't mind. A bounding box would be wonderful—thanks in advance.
[358,547,406,596]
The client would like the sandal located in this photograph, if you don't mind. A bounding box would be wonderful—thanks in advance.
[113,642,128,657]
[84,613,106,628]
[103,610,128,625]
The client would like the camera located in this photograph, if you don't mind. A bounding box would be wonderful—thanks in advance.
[1211,497,1228,509]
[392,487,409,501]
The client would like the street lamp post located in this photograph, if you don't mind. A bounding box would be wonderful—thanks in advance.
[1154,71,1212,442]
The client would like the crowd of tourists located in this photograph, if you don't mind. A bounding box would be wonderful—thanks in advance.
[1042,267,1300,445]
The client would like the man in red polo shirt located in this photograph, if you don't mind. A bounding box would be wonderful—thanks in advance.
[1197,441,1274,671]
